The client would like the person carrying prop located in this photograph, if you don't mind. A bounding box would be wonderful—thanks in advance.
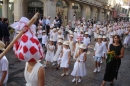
[0,41,8,86]
[11,17,45,86]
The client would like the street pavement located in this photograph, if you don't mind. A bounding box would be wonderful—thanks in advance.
[6,36,130,86]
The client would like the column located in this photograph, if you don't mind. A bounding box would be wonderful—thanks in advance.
[14,0,22,21]
[91,7,95,20]
[98,9,102,21]
[45,0,56,23]
[81,5,87,19]
[2,0,8,18]
[68,3,74,21]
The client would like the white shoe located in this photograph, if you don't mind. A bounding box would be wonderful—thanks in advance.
[52,63,55,66]
[93,68,97,73]
[78,78,81,83]
[61,73,65,76]
[66,70,70,75]
[98,66,101,72]
[72,78,76,82]
[100,60,103,63]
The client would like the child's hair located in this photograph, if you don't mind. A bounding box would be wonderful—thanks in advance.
[103,38,107,41]
[0,50,3,54]
[49,41,54,45]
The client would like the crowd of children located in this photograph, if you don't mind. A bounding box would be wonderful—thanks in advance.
[35,21,130,83]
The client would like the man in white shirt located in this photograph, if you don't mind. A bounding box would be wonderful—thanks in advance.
[88,26,93,41]
[0,41,8,86]
[83,32,90,52]
[93,35,105,73]
[46,16,51,36]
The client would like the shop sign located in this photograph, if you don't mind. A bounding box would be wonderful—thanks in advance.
[29,1,43,7]
[72,6,78,9]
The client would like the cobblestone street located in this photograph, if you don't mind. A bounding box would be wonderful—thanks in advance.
[6,37,130,86]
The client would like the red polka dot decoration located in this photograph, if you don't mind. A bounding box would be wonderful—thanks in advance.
[13,30,44,62]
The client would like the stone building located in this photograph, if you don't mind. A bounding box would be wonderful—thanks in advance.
[0,0,129,24]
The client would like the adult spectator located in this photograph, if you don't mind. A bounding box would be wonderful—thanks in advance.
[1,18,10,47]
[53,17,58,28]
[0,18,3,41]
[0,41,9,86]
[101,35,124,86]
[46,16,51,36]
[42,16,46,30]
[57,17,62,28]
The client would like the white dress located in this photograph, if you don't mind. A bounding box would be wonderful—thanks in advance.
[74,32,77,42]
[45,44,55,62]
[53,45,62,61]
[69,41,74,56]
[102,41,108,57]
[71,52,87,77]
[60,48,70,68]
[108,37,113,49]
[24,62,43,86]
[124,32,130,44]
[73,43,80,59]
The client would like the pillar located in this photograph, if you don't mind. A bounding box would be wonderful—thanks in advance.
[14,0,22,21]
[2,0,8,18]
[91,7,98,21]
[45,0,56,23]
[98,9,102,21]
[82,5,87,20]
[68,3,73,21]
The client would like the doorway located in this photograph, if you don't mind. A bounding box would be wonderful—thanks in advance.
[28,1,43,19]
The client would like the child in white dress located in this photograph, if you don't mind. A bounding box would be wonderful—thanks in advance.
[83,32,90,52]
[124,29,130,48]
[51,28,58,47]
[69,35,75,57]
[45,39,55,67]
[71,44,87,83]
[73,39,80,59]
[74,29,78,43]
[37,26,42,43]
[57,30,64,40]
[60,41,71,76]
[101,36,108,63]
[49,27,53,38]
[42,30,48,53]
[25,62,44,86]
[108,33,114,49]
[53,39,63,65]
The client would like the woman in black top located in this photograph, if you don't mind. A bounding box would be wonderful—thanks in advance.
[101,35,124,86]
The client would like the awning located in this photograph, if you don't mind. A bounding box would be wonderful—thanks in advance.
[119,13,127,17]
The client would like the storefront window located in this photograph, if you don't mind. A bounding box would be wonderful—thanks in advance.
[8,0,14,23]
[0,0,2,17]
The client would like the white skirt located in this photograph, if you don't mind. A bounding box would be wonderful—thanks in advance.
[60,56,69,68]
[124,36,130,44]
[45,51,54,62]
[71,61,87,77]
[53,50,61,61]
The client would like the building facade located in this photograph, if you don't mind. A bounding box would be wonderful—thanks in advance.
[0,0,128,24]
